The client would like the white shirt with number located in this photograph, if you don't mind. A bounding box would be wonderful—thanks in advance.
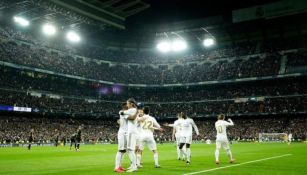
[140,114,160,137]
[215,119,234,141]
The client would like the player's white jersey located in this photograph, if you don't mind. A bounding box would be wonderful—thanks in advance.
[185,118,199,136]
[288,134,292,141]
[215,119,234,141]
[173,119,184,137]
[118,110,128,133]
[140,115,160,137]
[172,119,180,138]
[174,118,199,137]
[124,108,138,133]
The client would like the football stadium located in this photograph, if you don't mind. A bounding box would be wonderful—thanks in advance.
[0,0,307,174]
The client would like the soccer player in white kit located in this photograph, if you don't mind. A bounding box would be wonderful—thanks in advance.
[120,98,138,172]
[165,113,186,160]
[173,112,199,165]
[215,114,235,164]
[288,133,292,145]
[138,106,163,168]
[173,113,186,160]
[114,103,129,173]
[135,109,144,168]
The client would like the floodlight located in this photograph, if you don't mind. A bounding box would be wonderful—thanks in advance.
[171,39,187,52]
[13,16,29,27]
[66,31,81,42]
[203,38,215,47]
[42,24,56,35]
[157,41,171,53]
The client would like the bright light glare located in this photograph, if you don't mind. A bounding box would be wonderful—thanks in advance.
[157,41,171,53]
[42,24,56,35]
[66,31,81,42]
[203,38,215,47]
[171,40,187,52]
[13,16,29,27]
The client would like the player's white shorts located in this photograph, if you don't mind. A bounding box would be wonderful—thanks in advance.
[117,131,127,151]
[139,135,157,151]
[136,134,141,148]
[179,135,192,144]
[127,132,137,151]
[216,139,230,150]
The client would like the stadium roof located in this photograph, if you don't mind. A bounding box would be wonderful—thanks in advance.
[1,0,307,49]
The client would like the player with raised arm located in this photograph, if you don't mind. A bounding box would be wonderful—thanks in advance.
[114,103,129,173]
[173,112,199,165]
[120,98,138,173]
[215,114,235,164]
[138,106,163,168]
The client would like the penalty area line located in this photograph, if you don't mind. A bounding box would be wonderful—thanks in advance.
[183,154,292,175]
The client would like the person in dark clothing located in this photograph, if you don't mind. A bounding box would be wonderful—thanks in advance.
[70,134,76,150]
[55,135,59,147]
[75,126,82,151]
[63,137,66,147]
[28,129,34,150]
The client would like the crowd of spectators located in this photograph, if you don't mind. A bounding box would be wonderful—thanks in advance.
[286,51,307,73]
[0,25,260,64]
[1,66,306,102]
[1,24,307,145]
[1,115,306,144]
[0,40,282,84]
[0,116,117,144]
[0,87,306,118]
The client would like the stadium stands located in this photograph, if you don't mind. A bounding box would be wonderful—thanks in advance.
[1,24,307,145]
[1,116,306,144]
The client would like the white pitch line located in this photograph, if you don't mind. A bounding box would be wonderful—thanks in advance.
[183,154,292,175]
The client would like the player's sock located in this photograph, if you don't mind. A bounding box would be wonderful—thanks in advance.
[186,148,191,162]
[119,152,124,167]
[182,146,187,159]
[176,146,180,159]
[226,149,233,160]
[153,153,159,166]
[215,149,220,161]
[115,152,122,169]
[127,150,137,169]
[180,149,187,159]
[136,153,141,166]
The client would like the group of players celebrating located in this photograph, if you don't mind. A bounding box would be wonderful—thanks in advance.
[114,98,162,173]
[114,98,235,173]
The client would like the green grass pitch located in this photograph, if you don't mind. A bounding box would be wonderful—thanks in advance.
[0,143,306,175]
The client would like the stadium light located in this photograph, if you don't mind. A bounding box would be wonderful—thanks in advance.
[42,24,56,36]
[157,41,171,53]
[66,31,81,43]
[203,38,215,47]
[171,39,187,52]
[13,16,30,27]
